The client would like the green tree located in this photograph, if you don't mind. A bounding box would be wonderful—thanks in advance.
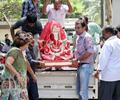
[68,0,85,18]
[83,0,101,24]
[0,0,22,21]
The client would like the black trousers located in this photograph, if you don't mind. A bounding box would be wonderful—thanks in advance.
[99,80,120,100]
[27,78,39,100]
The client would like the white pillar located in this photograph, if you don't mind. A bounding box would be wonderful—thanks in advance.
[112,0,120,27]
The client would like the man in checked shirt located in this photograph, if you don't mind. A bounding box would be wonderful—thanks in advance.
[22,0,41,19]
[71,19,94,100]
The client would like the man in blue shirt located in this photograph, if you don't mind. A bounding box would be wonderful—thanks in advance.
[26,41,40,100]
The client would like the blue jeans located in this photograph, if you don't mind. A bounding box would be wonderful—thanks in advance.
[77,63,93,100]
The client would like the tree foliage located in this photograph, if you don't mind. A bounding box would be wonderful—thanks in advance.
[83,0,101,24]
[0,0,22,21]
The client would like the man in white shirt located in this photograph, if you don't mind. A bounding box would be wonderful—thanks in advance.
[95,26,120,100]
[42,0,72,27]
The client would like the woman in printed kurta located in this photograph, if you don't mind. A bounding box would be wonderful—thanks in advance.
[1,31,37,100]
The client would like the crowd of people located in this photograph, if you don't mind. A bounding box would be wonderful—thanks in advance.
[0,0,120,100]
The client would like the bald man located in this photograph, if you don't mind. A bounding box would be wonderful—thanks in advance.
[42,0,73,27]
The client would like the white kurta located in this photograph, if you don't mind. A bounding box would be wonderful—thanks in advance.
[98,36,120,81]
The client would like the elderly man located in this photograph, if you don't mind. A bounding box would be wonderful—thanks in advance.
[95,26,120,100]
[42,0,73,27]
